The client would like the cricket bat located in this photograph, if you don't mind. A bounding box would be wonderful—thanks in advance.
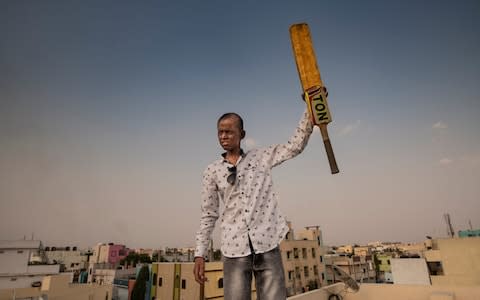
[290,23,339,174]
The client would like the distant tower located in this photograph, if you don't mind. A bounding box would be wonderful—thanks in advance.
[444,213,455,238]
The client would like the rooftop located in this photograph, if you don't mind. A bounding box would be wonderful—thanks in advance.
[288,283,480,300]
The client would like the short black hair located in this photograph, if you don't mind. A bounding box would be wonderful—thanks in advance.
[217,113,244,131]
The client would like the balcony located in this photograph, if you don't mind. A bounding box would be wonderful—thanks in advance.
[287,283,480,300]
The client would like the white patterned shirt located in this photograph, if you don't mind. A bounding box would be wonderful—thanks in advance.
[195,110,313,258]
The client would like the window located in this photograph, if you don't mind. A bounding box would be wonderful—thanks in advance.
[286,251,292,259]
[293,248,299,259]
[295,267,301,279]
[71,263,75,268]
[158,277,163,287]
[10,278,17,281]
[218,278,224,288]
[302,248,307,259]
[313,265,318,275]
[320,256,323,263]
[153,274,157,286]
[427,261,444,276]
[321,273,325,280]
[181,279,186,289]
[17,250,24,254]
[387,260,390,265]
[288,271,294,281]
[304,266,309,277]
[312,248,316,258]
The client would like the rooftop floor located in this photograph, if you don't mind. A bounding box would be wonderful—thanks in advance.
[288,283,480,300]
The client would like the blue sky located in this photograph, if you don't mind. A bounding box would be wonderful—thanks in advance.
[1,1,479,248]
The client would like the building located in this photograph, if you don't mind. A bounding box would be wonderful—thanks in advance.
[353,246,372,256]
[396,242,425,257]
[88,243,131,283]
[458,229,480,238]
[44,246,90,272]
[0,274,112,300]
[89,243,130,266]
[374,253,393,283]
[161,247,195,262]
[324,254,376,285]
[0,240,60,289]
[390,258,431,285]
[423,237,480,286]
[89,268,136,285]
[280,224,326,296]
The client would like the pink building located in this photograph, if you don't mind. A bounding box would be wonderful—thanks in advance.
[107,244,130,265]
[90,243,131,267]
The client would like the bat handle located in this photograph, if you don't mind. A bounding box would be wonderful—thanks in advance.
[319,124,339,174]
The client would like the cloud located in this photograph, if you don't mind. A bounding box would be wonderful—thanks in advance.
[439,158,453,165]
[338,120,361,136]
[432,121,448,129]
[244,138,257,149]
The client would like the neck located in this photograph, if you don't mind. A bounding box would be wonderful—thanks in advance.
[225,148,242,164]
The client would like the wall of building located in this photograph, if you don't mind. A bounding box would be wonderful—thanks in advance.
[390,258,430,285]
[0,274,112,300]
[45,249,88,271]
[0,248,32,274]
[281,239,324,296]
[424,237,480,286]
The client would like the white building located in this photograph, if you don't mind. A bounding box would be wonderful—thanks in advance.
[0,240,60,289]
[44,246,90,272]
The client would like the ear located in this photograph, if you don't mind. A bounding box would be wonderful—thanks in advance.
[241,130,246,139]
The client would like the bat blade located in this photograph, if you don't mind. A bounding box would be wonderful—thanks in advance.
[289,23,324,91]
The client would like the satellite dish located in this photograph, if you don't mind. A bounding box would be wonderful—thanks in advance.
[331,264,360,292]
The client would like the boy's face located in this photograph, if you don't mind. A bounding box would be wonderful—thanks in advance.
[217,117,244,152]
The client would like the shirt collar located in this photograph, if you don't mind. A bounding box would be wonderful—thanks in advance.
[221,149,245,163]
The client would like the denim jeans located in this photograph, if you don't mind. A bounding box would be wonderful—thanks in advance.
[223,246,286,300]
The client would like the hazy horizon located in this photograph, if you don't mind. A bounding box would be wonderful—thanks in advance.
[1,1,479,250]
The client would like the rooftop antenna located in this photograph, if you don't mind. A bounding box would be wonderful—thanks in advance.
[469,219,473,230]
[444,213,454,238]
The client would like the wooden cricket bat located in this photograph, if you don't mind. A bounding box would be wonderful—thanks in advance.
[290,23,339,174]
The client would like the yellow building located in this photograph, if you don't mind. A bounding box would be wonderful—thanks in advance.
[423,237,480,286]
[280,224,326,296]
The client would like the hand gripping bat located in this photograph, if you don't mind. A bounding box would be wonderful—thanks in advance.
[290,23,339,174]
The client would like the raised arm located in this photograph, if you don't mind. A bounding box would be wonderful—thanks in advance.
[266,109,314,168]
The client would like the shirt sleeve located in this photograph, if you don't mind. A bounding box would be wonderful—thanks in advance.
[194,166,220,258]
[266,109,314,168]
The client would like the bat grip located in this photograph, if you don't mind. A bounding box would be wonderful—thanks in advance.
[319,125,339,174]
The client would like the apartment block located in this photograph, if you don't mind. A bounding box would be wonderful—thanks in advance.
[280,224,326,296]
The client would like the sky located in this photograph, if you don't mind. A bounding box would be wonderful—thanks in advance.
[1,1,479,249]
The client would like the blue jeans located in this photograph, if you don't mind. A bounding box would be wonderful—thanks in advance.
[223,246,286,300]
